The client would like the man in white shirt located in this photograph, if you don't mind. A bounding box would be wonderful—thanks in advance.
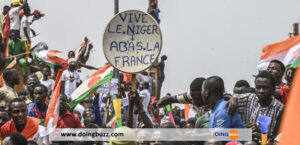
[9,0,27,37]
[139,82,152,121]
[39,65,54,96]
[20,5,31,46]
[61,58,81,99]
[136,72,155,95]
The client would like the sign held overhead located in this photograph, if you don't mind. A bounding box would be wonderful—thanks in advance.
[103,10,162,73]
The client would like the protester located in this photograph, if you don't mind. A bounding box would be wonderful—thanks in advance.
[226,71,285,138]
[137,71,155,95]
[27,84,48,119]
[61,58,81,99]
[267,60,286,101]
[233,80,250,94]
[2,133,28,145]
[202,76,244,128]
[67,50,98,70]
[9,0,28,37]
[6,30,27,78]
[139,82,152,121]
[24,74,40,101]
[0,98,40,140]
[0,68,19,109]
[0,6,10,37]
[0,106,9,128]
[39,65,54,96]
[20,5,31,57]
[148,1,160,24]
[153,55,167,100]
[157,77,205,108]
[57,95,81,128]
[280,67,296,104]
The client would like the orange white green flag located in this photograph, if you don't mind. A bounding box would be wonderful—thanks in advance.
[258,35,300,70]
[68,64,113,108]
[74,40,89,60]
[39,70,63,138]
[35,50,66,68]
[279,62,300,145]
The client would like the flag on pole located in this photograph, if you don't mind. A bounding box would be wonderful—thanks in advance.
[106,115,117,128]
[74,40,89,60]
[35,50,66,68]
[279,65,300,145]
[39,70,63,137]
[113,98,122,127]
[258,35,300,70]
[69,64,113,108]
[0,57,17,87]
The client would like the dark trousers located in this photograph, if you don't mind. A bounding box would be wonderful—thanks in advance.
[157,76,165,100]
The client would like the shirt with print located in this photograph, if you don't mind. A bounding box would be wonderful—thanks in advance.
[234,93,284,137]
[61,70,80,99]
[209,98,245,128]
[9,7,20,30]
[40,77,55,91]
[27,102,48,119]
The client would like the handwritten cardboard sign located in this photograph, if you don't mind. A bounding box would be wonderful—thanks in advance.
[103,10,162,73]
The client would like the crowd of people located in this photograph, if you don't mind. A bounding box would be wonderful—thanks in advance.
[0,0,298,145]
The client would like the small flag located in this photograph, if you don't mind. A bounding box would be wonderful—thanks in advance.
[0,58,16,87]
[106,115,117,128]
[35,50,66,68]
[258,35,300,70]
[74,40,89,60]
[69,65,113,108]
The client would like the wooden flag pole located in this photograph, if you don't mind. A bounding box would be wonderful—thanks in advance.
[102,79,112,127]
[293,23,299,36]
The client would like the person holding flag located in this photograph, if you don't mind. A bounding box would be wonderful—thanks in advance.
[6,30,28,80]
[60,58,81,99]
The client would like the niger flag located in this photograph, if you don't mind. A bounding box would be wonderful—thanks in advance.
[279,65,300,144]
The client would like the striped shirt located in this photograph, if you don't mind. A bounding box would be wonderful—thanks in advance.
[234,93,284,137]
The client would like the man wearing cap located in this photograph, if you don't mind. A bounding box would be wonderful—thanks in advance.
[9,0,27,37]
[60,58,81,99]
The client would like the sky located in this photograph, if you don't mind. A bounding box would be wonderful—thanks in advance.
[1,0,300,95]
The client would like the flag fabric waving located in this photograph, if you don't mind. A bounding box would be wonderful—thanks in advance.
[35,50,66,67]
[279,63,300,145]
[74,40,89,60]
[69,64,113,108]
[39,70,63,137]
[258,35,300,70]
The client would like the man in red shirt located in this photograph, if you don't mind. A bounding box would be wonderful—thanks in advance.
[57,95,81,128]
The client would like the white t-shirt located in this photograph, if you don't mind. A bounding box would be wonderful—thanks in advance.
[62,70,80,99]
[139,89,151,111]
[9,7,20,30]
[20,16,30,40]
[40,77,55,91]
